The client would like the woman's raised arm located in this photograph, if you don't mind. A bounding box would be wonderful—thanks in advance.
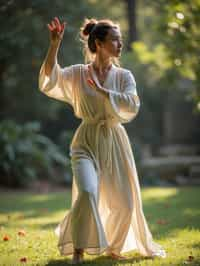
[44,17,66,76]
[39,17,77,105]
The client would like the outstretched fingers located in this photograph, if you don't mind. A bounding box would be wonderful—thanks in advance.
[47,17,66,34]
[61,22,66,32]
[54,17,61,32]
[47,23,54,31]
[47,20,56,32]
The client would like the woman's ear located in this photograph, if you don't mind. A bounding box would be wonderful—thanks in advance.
[95,39,102,51]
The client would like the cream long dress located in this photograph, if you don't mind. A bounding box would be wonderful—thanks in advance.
[39,59,166,258]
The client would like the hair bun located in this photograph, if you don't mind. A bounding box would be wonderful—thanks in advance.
[82,19,98,36]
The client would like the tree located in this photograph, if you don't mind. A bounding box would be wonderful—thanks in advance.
[148,0,200,110]
[124,0,137,48]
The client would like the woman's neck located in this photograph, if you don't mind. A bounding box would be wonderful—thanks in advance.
[92,54,112,74]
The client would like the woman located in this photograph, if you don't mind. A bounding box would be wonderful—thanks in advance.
[39,17,166,264]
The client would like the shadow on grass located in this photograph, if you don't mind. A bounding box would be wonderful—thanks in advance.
[0,190,72,215]
[190,242,200,250]
[46,254,152,265]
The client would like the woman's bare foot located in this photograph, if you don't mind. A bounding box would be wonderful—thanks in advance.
[107,252,127,260]
[70,248,84,264]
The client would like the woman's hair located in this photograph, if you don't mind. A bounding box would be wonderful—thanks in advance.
[79,18,121,65]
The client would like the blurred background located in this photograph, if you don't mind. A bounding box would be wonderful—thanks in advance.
[0,0,200,190]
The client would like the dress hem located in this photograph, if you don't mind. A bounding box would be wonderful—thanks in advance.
[57,243,166,258]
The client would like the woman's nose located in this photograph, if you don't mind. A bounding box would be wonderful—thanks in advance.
[118,41,122,48]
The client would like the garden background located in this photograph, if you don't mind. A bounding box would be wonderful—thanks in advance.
[0,0,200,265]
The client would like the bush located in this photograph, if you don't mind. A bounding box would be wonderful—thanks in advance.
[0,120,71,188]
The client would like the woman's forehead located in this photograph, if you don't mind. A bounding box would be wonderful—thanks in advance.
[107,27,122,38]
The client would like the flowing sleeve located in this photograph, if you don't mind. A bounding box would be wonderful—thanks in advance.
[107,69,140,123]
[38,59,77,106]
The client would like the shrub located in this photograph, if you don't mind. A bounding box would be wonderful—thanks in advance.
[0,120,71,187]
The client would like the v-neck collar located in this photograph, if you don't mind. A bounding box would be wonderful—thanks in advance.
[88,63,114,88]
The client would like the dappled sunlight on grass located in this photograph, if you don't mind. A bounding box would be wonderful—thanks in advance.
[141,187,178,201]
[0,186,199,265]
[183,208,200,217]
[0,190,72,213]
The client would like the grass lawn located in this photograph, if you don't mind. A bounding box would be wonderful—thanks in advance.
[0,186,199,265]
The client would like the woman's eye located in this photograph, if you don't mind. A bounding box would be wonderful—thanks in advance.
[112,38,122,42]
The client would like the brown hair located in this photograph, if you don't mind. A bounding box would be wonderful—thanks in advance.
[80,18,121,65]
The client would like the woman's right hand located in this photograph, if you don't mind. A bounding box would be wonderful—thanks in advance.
[47,17,66,45]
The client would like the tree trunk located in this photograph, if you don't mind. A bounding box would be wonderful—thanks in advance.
[125,0,137,49]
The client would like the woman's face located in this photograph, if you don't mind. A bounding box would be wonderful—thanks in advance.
[97,27,123,58]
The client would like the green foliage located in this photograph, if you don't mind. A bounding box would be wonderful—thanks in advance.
[0,120,70,187]
[144,0,200,109]
[121,45,169,146]
[121,0,200,147]
[57,129,74,155]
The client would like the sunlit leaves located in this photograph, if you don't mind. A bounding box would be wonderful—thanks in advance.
[152,1,200,106]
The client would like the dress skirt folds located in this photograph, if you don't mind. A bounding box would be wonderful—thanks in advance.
[38,60,166,258]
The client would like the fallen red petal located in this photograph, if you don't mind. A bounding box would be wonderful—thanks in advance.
[18,230,26,236]
[188,255,194,261]
[3,235,10,241]
[20,257,27,263]
[156,219,168,225]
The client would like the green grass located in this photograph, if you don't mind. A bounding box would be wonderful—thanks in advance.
[0,186,200,265]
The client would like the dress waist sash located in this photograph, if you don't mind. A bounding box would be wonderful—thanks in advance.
[81,117,119,174]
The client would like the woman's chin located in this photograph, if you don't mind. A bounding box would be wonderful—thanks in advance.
[110,51,121,58]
